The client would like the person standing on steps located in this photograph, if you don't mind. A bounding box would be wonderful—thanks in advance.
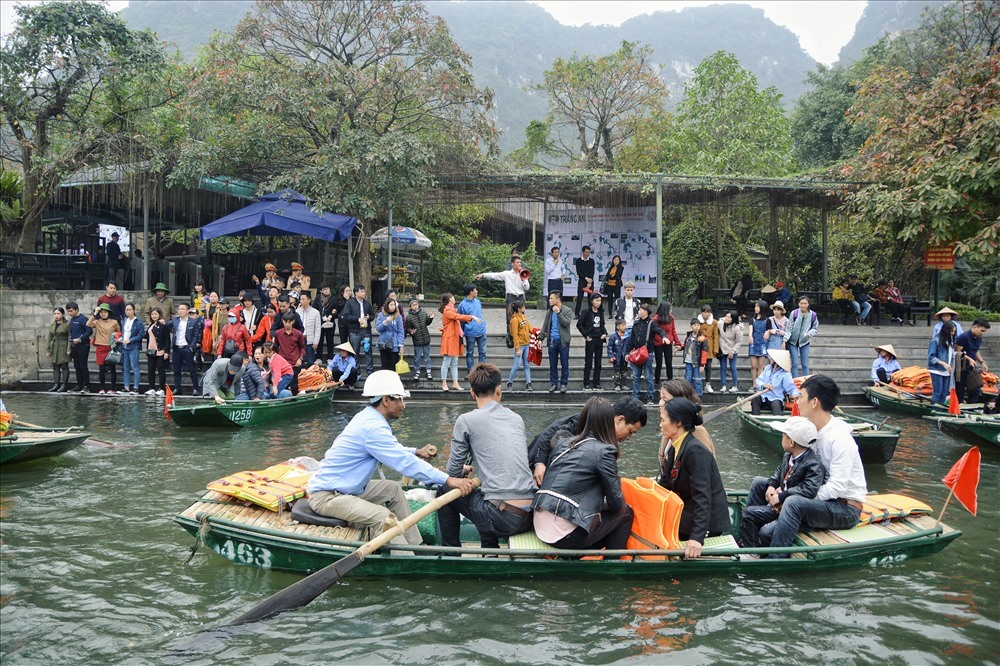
[577,293,608,390]
[439,292,481,392]
[66,302,92,393]
[457,284,487,374]
[602,255,624,318]
[573,245,596,316]
[342,285,374,378]
[784,297,818,377]
[614,282,640,334]
[45,307,71,392]
[544,246,566,296]
[539,291,573,394]
[476,255,530,347]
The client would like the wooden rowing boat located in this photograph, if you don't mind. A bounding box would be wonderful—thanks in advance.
[737,403,900,465]
[0,426,90,466]
[174,489,960,576]
[168,387,336,428]
[925,413,1000,446]
[863,385,982,418]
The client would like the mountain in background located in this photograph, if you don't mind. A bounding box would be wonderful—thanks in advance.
[837,0,951,64]
[119,0,951,154]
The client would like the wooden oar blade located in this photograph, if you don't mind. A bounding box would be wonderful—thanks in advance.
[229,552,363,626]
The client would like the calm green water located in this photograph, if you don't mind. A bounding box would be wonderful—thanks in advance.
[1,394,997,665]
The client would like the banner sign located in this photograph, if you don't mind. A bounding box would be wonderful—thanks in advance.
[545,206,658,298]
[924,245,956,270]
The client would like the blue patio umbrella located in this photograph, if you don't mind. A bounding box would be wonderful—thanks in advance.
[200,190,357,242]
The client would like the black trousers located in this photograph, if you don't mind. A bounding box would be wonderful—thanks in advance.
[331,366,358,387]
[654,345,673,384]
[318,326,337,361]
[379,347,400,371]
[98,363,118,391]
[172,347,199,393]
[147,353,167,390]
[583,338,603,386]
[605,285,621,317]
[751,396,784,415]
[70,342,90,388]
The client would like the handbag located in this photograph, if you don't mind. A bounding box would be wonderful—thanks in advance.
[146,348,157,357]
[106,349,122,366]
[223,339,237,357]
[625,319,654,365]
[395,358,410,375]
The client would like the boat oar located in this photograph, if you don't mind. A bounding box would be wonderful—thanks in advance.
[703,389,767,424]
[875,381,928,402]
[226,478,479,627]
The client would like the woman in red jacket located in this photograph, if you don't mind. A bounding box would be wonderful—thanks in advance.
[653,301,682,385]
[216,310,252,357]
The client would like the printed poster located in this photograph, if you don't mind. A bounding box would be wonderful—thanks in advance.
[544,206,658,299]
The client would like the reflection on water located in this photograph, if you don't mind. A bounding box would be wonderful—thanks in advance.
[0,394,997,664]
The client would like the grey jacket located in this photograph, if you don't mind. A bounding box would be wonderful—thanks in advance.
[539,305,573,348]
[201,357,246,398]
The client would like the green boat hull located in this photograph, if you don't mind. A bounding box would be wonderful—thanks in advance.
[930,416,1000,446]
[737,406,900,464]
[168,388,335,428]
[174,500,960,578]
[862,385,976,418]
[0,431,90,466]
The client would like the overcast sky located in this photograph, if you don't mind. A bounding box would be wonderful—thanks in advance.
[1,0,867,65]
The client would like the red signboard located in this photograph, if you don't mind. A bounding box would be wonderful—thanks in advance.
[925,245,956,270]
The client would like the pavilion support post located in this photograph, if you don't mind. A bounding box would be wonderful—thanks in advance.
[142,184,149,291]
[387,205,393,296]
[821,209,829,292]
[541,197,547,255]
[656,176,664,302]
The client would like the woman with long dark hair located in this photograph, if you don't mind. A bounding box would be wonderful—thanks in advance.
[144,307,170,395]
[335,284,353,344]
[602,255,624,317]
[652,301,682,385]
[928,320,956,407]
[531,396,634,553]
[730,273,753,317]
[657,397,731,558]
[375,297,406,371]
[748,299,770,385]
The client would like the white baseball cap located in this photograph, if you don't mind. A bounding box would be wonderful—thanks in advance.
[770,416,818,448]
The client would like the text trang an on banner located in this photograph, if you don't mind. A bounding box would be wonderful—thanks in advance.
[924,244,956,270]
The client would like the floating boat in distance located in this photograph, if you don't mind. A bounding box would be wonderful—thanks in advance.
[863,385,983,418]
[925,413,1000,446]
[168,387,336,428]
[0,425,90,466]
[737,403,900,465]
[174,487,960,577]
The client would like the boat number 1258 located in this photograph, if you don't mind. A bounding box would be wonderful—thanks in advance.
[228,409,254,423]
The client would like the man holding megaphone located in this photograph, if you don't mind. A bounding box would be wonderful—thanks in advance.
[475,255,531,347]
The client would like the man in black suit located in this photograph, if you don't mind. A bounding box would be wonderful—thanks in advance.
[573,245,596,316]
[342,284,374,376]
[106,232,125,285]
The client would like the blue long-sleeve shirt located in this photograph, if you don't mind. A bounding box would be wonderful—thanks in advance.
[68,314,92,345]
[456,297,486,337]
[755,364,799,403]
[871,355,901,383]
[327,353,357,376]
[307,406,448,496]
[375,313,405,349]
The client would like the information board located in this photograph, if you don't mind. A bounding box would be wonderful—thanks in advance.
[544,207,658,299]
[924,244,955,270]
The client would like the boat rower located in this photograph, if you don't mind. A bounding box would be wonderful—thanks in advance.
[306,371,475,547]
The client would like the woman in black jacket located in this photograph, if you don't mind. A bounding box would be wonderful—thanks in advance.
[144,307,171,395]
[335,285,353,344]
[531,397,635,553]
[657,397,731,558]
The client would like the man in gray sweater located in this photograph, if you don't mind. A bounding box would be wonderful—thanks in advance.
[436,363,537,548]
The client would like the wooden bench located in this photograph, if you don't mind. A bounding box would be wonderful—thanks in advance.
[904,295,932,326]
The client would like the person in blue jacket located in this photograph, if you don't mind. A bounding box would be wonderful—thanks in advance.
[927,321,956,407]
[457,283,487,374]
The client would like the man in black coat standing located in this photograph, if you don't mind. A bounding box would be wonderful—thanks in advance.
[573,245,596,316]
[342,284,374,376]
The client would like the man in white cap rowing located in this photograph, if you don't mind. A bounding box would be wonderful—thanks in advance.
[306,370,475,547]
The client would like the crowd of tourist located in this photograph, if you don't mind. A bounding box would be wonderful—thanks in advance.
[37,260,993,416]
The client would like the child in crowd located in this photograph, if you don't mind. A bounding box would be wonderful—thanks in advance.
[739,416,827,550]
[748,299,770,386]
[262,340,294,399]
[508,300,533,391]
[718,311,745,393]
[405,299,434,381]
[607,319,631,391]
[682,318,708,396]
[697,305,719,393]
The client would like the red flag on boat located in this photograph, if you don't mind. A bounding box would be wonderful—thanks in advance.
[942,447,980,516]
[164,385,175,420]
[790,400,800,416]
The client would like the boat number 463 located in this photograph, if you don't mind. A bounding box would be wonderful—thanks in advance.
[215,539,274,568]
[869,553,907,567]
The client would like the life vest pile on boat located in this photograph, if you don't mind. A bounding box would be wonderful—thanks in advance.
[890,366,933,393]
[208,457,319,511]
[0,410,11,435]
[296,365,334,393]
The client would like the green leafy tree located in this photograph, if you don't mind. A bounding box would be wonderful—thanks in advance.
[0,0,175,251]
[843,2,1000,260]
[508,120,559,169]
[532,41,667,170]
[663,51,794,287]
[170,0,498,288]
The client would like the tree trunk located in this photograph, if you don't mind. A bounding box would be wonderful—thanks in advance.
[16,171,44,252]
[353,218,374,292]
[714,205,727,289]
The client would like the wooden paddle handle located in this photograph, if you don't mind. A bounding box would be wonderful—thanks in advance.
[702,388,769,423]
[357,478,480,559]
